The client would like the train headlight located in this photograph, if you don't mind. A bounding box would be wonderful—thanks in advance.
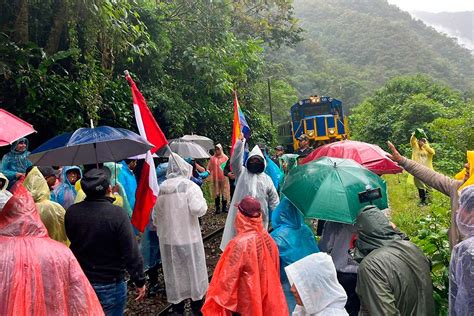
[328,128,335,135]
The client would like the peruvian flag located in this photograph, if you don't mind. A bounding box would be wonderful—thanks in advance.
[125,71,168,232]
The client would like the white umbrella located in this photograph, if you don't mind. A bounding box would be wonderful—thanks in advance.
[180,134,214,151]
[156,140,210,159]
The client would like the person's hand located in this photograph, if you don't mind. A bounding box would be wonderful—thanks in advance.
[135,285,146,301]
[386,141,404,164]
[112,185,120,193]
[228,172,235,180]
[16,173,24,179]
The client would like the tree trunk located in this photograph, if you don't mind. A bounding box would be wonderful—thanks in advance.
[13,0,29,44]
[45,0,69,54]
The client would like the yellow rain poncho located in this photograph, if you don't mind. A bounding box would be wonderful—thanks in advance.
[23,167,68,244]
[455,151,474,192]
[409,133,435,189]
[74,178,124,207]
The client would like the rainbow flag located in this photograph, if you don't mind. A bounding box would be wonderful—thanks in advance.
[230,90,250,157]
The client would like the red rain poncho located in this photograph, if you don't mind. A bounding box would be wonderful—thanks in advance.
[0,185,104,315]
[202,211,288,316]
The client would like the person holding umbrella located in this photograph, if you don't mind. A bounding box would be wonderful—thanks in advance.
[65,168,146,314]
[1,138,32,189]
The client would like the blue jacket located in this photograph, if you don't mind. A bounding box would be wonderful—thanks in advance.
[156,162,169,185]
[118,161,137,211]
[1,138,32,189]
[270,197,320,312]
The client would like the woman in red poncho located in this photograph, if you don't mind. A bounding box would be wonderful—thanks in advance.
[0,185,104,315]
[202,196,288,316]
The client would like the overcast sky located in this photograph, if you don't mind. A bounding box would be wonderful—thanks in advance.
[387,0,474,12]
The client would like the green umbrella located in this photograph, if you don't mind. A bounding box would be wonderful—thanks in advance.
[281,157,388,224]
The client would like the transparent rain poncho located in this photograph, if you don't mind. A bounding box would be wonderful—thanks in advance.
[23,167,68,244]
[450,185,474,315]
[285,253,348,316]
[220,140,280,250]
[152,153,208,303]
[0,173,12,210]
[270,197,320,311]
[0,185,104,315]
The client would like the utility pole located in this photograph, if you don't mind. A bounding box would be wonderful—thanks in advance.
[267,78,274,126]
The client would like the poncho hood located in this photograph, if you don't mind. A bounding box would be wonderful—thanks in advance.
[271,197,303,229]
[167,153,192,179]
[285,253,347,314]
[354,205,402,261]
[235,210,264,234]
[0,185,48,238]
[10,137,29,154]
[245,145,267,169]
[23,167,51,202]
[61,166,83,186]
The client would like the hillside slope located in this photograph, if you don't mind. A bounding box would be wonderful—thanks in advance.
[267,0,474,110]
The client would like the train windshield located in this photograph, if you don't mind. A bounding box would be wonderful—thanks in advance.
[303,103,332,117]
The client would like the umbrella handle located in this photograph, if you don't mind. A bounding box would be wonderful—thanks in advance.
[93,143,99,168]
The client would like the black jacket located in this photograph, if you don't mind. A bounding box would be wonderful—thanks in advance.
[65,196,145,287]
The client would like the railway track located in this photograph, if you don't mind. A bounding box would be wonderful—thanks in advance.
[156,226,225,315]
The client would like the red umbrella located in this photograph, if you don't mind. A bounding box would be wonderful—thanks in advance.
[301,140,403,175]
[0,109,36,146]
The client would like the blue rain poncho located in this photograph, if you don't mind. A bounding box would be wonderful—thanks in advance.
[449,185,474,315]
[118,160,137,211]
[156,162,169,185]
[271,197,320,312]
[52,166,82,210]
[1,138,32,189]
[265,153,284,191]
[105,162,132,217]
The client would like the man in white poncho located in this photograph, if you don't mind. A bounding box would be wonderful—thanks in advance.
[152,153,208,314]
[285,253,348,316]
[220,137,280,251]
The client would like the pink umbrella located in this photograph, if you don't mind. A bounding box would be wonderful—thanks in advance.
[0,109,36,146]
[301,140,403,175]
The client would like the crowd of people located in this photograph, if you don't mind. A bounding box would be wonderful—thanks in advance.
[0,131,473,316]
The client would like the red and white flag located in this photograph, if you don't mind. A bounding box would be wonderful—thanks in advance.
[125,71,168,232]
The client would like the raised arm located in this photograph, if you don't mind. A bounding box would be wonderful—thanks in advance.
[230,138,245,180]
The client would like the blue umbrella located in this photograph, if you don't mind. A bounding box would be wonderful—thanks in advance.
[29,126,153,166]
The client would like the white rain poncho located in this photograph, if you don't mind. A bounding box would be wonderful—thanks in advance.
[220,139,280,250]
[152,153,208,303]
[0,173,12,210]
[449,185,474,315]
[285,253,348,316]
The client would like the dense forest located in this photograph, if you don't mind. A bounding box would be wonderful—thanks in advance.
[0,0,301,148]
[267,0,474,112]
[1,0,473,153]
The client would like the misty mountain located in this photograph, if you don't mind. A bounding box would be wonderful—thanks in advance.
[267,0,474,109]
[411,11,474,52]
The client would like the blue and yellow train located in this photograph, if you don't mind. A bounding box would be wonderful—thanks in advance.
[277,95,349,152]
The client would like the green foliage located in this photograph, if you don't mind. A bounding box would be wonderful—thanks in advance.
[351,75,472,175]
[266,0,474,110]
[0,0,301,149]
